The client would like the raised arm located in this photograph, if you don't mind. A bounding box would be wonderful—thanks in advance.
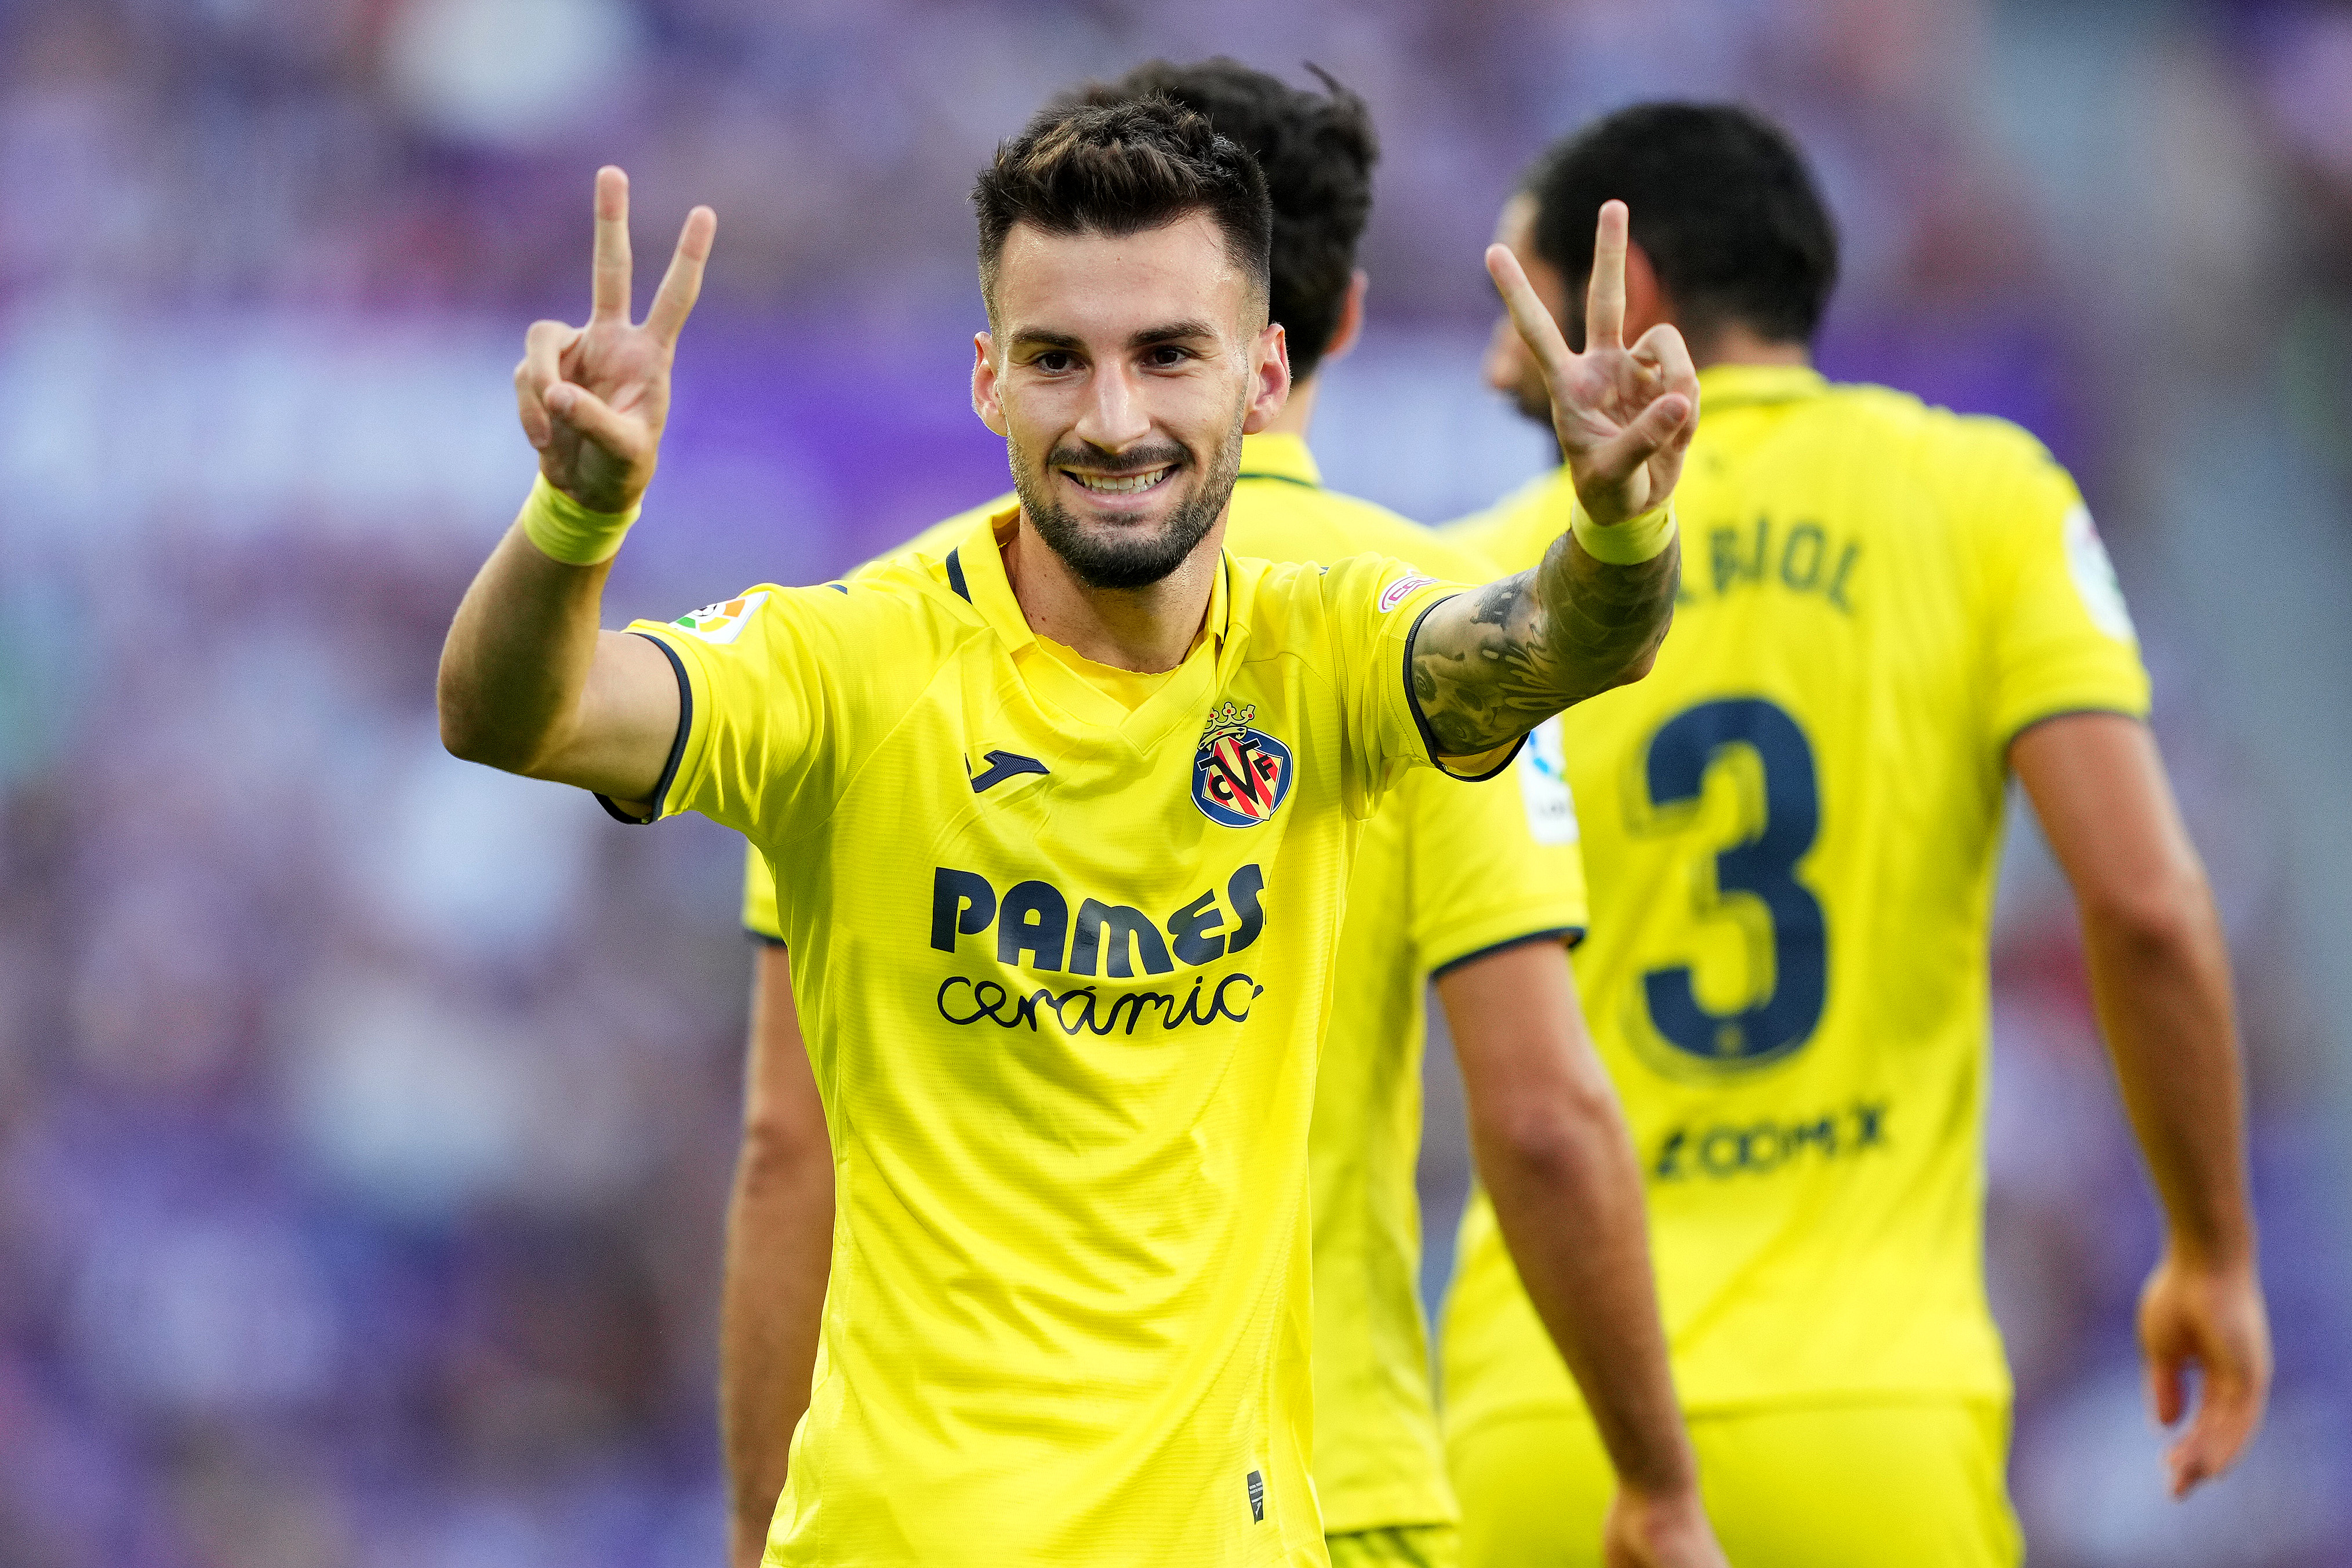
[1411,202,1692,756]
[2011,712,2270,1498]
[438,168,717,803]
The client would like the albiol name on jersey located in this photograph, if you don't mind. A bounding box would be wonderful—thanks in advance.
[929,864,1270,1036]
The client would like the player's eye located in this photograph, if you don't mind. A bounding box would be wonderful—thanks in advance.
[1144,344,1193,369]
[1034,350,1076,374]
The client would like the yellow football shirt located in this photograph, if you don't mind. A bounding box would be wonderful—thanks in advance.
[1442,365,2151,1439]
[627,496,1497,1565]
[740,432,1591,1538]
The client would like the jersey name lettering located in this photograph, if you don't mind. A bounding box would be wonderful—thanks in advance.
[1682,516,1861,613]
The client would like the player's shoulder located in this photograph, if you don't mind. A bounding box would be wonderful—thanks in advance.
[1231,479,1489,583]
[1811,380,2064,490]
[1441,467,1570,576]
[848,494,1015,582]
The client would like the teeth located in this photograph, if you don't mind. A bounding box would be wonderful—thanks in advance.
[1070,467,1171,494]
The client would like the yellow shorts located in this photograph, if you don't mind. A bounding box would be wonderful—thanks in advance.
[1450,1399,2021,1568]
[1324,1524,1457,1568]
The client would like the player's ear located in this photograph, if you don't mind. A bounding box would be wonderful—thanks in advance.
[1318,270,1369,369]
[1241,321,1290,435]
[972,332,1008,438]
[1622,243,1671,341]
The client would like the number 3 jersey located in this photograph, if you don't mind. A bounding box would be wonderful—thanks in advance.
[618,509,1485,1567]
[1442,364,2151,1431]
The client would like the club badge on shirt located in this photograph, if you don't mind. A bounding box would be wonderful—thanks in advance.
[1193,701,1293,828]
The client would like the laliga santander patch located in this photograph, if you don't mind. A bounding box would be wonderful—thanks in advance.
[1191,701,1294,828]
[1516,716,1580,845]
[671,592,770,645]
[2062,505,2137,644]
[1377,572,1437,614]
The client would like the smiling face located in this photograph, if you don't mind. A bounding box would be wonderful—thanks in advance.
[973,212,1289,591]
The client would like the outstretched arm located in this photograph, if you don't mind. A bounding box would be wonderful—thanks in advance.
[2012,713,2270,1499]
[438,167,717,801]
[1410,202,1692,756]
[1442,943,1726,1568]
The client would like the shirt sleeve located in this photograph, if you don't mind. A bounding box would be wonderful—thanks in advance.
[608,584,845,845]
[1320,554,1522,818]
[1406,712,1591,978]
[1972,433,2152,750]
[741,842,784,944]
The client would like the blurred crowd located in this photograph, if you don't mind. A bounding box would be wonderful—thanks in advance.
[4,1,2352,1565]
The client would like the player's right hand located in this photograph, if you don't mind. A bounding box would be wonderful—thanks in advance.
[2139,1245,2271,1498]
[1487,199,1697,532]
[515,166,717,515]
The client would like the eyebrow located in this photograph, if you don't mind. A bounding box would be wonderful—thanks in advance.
[1008,320,1220,352]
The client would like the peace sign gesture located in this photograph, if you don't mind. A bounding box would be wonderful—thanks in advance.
[515,167,717,515]
[1488,199,1697,529]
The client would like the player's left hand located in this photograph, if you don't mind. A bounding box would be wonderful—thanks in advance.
[1601,1484,1729,1568]
[1488,199,1697,530]
[2139,1245,2271,1498]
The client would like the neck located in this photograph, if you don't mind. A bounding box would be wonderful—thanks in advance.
[1688,321,1811,371]
[1262,371,1321,439]
[1001,512,1224,674]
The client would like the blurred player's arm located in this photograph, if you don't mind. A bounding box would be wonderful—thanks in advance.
[1408,202,1689,757]
[437,168,716,807]
[1441,943,1725,1568]
[2012,712,2271,1499]
[721,943,834,1568]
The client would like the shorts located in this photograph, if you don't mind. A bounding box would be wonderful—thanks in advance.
[1449,1398,2021,1568]
[1324,1523,1458,1568]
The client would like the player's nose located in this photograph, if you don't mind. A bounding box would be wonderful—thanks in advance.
[1074,361,1153,449]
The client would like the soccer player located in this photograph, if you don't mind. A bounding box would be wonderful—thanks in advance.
[1439,103,2273,1567]
[719,61,1717,1568]
[437,100,1713,1565]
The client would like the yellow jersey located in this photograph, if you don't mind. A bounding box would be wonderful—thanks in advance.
[1442,365,2150,1435]
[623,485,1500,1565]
[739,433,1591,1538]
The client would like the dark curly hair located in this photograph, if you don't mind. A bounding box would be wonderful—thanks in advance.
[1524,102,1838,350]
[1062,59,1379,381]
[973,98,1271,321]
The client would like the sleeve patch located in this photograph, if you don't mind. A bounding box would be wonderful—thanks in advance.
[2062,506,2137,644]
[1515,716,1580,845]
[671,591,771,644]
[1377,572,1436,613]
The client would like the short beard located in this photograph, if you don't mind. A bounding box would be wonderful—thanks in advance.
[1009,412,1245,591]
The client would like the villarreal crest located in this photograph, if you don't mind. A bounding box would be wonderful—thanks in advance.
[1191,701,1293,828]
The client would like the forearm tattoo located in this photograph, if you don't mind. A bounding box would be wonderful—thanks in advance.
[1409,530,1680,758]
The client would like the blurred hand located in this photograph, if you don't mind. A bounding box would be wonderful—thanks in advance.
[1603,1485,1729,1568]
[2139,1245,2271,1498]
[514,166,716,514]
[1487,199,1697,529]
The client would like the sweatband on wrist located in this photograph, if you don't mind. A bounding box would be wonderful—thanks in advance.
[1571,497,1677,565]
[519,473,641,565]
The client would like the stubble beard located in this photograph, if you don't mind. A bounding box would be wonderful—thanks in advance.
[1010,405,1246,592]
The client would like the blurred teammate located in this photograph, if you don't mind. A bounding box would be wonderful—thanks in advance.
[1442,102,2272,1567]
[438,98,1710,1565]
[721,61,1718,1568]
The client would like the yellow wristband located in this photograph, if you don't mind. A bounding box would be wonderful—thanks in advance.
[519,474,641,565]
[1571,498,1677,566]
